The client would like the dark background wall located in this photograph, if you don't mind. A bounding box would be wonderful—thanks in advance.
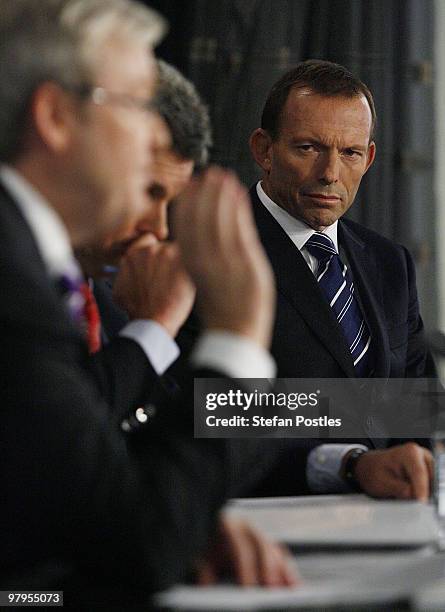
[146,0,436,329]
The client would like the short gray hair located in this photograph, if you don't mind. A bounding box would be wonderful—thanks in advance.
[153,60,212,169]
[0,0,166,162]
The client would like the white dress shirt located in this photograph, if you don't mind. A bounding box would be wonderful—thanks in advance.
[256,181,368,492]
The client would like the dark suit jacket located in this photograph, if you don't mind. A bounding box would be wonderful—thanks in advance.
[248,186,436,494]
[251,186,435,382]
[0,183,273,602]
[176,187,436,496]
[93,278,182,407]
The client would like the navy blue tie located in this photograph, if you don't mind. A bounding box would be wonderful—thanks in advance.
[305,232,372,377]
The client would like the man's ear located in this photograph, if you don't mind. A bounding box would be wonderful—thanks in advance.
[31,82,77,154]
[364,141,376,174]
[249,128,273,173]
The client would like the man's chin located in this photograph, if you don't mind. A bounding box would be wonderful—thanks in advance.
[304,212,340,231]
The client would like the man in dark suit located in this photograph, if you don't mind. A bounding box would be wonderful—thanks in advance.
[78,59,295,587]
[0,0,296,604]
[248,59,434,499]
[78,58,208,360]
[76,60,199,407]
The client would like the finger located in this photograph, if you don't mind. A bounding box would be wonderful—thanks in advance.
[215,173,250,255]
[159,241,184,269]
[199,169,245,254]
[158,243,192,283]
[223,520,258,586]
[234,183,261,252]
[262,542,301,587]
[424,449,434,493]
[125,233,159,252]
[365,472,412,500]
[281,552,302,587]
[172,175,202,245]
[385,475,413,500]
[402,446,430,501]
[172,168,224,270]
[244,527,281,587]
[195,559,218,586]
[275,546,301,587]
[122,240,161,269]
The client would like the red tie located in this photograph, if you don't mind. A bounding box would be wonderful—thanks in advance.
[80,282,102,353]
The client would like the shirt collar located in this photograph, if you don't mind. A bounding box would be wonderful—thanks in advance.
[0,165,80,279]
[256,180,339,252]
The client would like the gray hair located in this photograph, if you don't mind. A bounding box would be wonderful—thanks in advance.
[153,60,212,169]
[0,0,166,162]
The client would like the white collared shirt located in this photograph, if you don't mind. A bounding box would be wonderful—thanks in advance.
[256,180,339,275]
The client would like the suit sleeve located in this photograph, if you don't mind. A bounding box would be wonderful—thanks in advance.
[388,247,435,450]
[89,336,161,417]
[403,246,437,378]
[91,279,176,415]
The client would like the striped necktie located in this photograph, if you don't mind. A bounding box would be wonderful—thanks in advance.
[305,232,372,377]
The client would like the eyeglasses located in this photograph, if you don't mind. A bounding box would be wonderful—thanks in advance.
[71,85,158,115]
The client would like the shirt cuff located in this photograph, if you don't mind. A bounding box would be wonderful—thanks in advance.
[119,320,180,375]
[191,331,276,379]
[306,443,369,493]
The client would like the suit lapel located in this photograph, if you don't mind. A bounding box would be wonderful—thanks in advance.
[339,221,390,378]
[93,279,129,339]
[0,183,84,344]
[251,188,356,377]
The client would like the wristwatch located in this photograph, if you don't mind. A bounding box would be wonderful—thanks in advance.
[343,448,368,490]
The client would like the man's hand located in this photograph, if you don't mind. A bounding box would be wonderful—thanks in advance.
[195,516,300,587]
[351,442,433,501]
[113,234,196,338]
[173,167,276,348]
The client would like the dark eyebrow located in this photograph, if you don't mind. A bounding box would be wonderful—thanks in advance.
[343,144,368,152]
[288,136,369,151]
[289,136,318,144]
[288,137,321,148]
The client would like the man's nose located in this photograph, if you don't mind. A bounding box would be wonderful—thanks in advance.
[318,151,340,185]
[136,202,169,241]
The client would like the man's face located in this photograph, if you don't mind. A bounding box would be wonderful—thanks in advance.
[78,144,194,275]
[101,147,194,264]
[259,89,376,230]
[67,36,158,245]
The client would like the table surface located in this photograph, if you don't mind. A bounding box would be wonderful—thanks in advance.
[227,494,438,548]
[155,495,445,611]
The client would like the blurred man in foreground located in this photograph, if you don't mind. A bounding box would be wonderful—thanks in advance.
[78,58,297,589]
[0,0,295,605]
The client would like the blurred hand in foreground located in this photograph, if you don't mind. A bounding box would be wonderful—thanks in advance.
[195,516,300,587]
[173,167,276,349]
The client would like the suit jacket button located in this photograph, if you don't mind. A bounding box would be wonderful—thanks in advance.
[135,407,148,423]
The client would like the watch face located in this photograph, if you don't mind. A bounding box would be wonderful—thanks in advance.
[344,449,367,489]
